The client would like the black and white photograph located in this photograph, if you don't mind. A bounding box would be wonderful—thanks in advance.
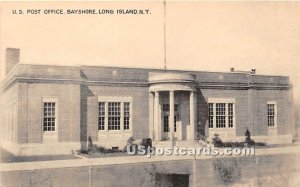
[0,1,300,186]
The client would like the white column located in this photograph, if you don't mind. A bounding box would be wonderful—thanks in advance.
[169,91,175,141]
[154,91,161,140]
[190,91,196,140]
[149,93,154,140]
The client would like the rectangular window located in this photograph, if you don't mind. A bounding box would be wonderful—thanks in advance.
[174,104,179,132]
[98,102,105,130]
[228,103,234,128]
[164,115,169,132]
[268,104,275,127]
[163,104,178,132]
[163,104,169,113]
[124,102,130,130]
[108,102,121,130]
[216,103,226,128]
[43,102,56,132]
[208,103,214,128]
[208,99,235,129]
[174,115,177,132]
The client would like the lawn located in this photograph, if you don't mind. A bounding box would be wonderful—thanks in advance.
[1,148,80,163]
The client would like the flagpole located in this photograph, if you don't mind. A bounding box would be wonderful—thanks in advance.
[163,0,167,70]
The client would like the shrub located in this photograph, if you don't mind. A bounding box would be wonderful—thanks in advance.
[75,149,89,155]
[244,129,255,147]
[222,142,244,147]
[88,136,93,150]
[127,136,135,144]
[212,134,223,147]
[245,137,255,147]
[255,142,266,146]
[95,146,106,153]
[213,141,266,148]
[95,146,122,154]
[141,138,152,148]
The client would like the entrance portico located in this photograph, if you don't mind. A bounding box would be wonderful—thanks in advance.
[149,72,197,141]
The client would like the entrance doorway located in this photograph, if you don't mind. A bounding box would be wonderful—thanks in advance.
[162,104,180,140]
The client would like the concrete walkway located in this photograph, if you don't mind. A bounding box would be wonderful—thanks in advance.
[1,145,300,172]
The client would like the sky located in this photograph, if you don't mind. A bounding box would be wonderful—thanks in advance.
[1,1,300,103]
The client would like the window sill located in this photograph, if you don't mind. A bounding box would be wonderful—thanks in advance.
[209,128,235,131]
[98,130,132,134]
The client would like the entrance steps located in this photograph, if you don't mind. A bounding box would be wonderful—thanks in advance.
[153,140,204,149]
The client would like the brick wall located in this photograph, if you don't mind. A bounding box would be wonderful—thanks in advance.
[81,84,149,143]
[17,82,81,144]
[0,82,18,143]
[251,89,293,136]
[198,88,293,138]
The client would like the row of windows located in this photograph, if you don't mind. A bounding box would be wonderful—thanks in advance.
[42,102,276,132]
[208,103,276,128]
[43,101,131,132]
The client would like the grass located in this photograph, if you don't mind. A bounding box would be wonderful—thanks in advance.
[1,148,80,163]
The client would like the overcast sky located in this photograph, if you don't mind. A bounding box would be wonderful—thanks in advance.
[1,1,300,103]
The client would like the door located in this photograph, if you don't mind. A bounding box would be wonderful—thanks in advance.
[162,104,180,140]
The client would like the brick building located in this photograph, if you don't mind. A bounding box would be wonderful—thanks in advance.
[0,48,294,156]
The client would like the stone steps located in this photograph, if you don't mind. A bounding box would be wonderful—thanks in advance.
[153,140,204,149]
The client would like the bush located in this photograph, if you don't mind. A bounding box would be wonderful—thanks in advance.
[245,137,255,147]
[244,129,255,147]
[222,142,244,147]
[95,146,122,154]
[141,138,152,148]
[212,134,223,147]
[88,136,93,150]
[214,141,266,148]
[127,137,135,144]
[255,142,266,146]
[75,149,89,155]
[96,146,107,153]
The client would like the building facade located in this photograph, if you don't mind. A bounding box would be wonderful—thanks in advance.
[0,49,294,156]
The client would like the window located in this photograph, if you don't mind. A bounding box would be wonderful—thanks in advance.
[228,103,234,128]
[163,104,169,113]
[108,102,121,130]
[267,104,276,127]
[43,102,56,131]
[174,116,177,132]
[208,103,214,128]
[98,99,132,131]
[163,116,169,132]
[124,102,130,130]
[216,103,226,128]
[208,101,235,128]
[98,102,105,130]
[162,104,179,132]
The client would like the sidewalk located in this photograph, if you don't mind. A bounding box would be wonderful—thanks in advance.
[1,144,300,172]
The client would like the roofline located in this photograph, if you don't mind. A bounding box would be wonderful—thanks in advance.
[12,63,290,78]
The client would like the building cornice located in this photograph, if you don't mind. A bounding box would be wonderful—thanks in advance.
[1,76,291,91]
[1,77,150,90]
